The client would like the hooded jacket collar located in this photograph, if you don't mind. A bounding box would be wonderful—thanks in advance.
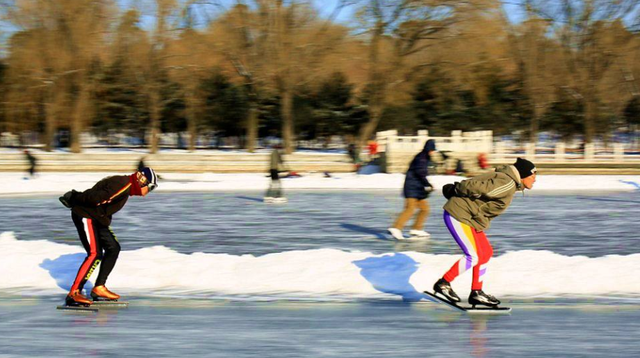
[495,165,524,191]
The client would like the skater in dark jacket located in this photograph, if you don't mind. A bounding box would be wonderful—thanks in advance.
[59,168,158,306]
[24,149,37,178]
[388,139,436,240]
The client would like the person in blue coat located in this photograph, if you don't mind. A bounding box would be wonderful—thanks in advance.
[388,139,436,240]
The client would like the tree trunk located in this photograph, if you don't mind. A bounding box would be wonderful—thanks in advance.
[186,91,198,152]
[70,84,89,153]
[43,88,60,152]
[357,101,384,150]
[357,20,385,151]
[149,89,161,154]
[246,104,259,152]
[529,102,543,144]
[44,100,57,152]
[584,88,597,144]
[281,87,295,154]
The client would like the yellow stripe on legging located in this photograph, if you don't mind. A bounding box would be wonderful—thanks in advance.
[462,224,477,252]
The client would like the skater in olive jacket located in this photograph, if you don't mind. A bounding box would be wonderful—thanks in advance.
[432,158,537,307]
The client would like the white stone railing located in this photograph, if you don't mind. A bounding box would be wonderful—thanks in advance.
[491,142,640,162]
[377,129,493,154]
[377,130,640,163]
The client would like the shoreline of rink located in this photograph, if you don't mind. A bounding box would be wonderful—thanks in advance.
[2,172,640,196]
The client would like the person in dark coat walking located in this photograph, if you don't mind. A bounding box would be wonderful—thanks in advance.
[24,149,37,178]
[388,139,436,240]
[58,168,158,306]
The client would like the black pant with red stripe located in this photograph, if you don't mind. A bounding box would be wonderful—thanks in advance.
[70,212,121,293]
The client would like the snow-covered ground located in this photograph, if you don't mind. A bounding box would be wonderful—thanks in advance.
[2,172,640,195]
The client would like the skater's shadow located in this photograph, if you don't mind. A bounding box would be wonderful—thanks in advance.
[340,223,390,241]
[40,253,94,292]
[235,196,264,203]
[353,253,434,302]
[620,180,640,190]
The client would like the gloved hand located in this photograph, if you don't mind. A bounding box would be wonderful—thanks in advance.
[59,190,76,208]
[425,184,434,193]
[147,183,157,192]
[442,183,459,199]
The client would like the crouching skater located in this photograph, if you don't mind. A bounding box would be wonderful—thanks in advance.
[432,158,537,307]
[59,168,158,306]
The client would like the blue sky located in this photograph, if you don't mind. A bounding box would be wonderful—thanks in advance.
[0,1,527,55]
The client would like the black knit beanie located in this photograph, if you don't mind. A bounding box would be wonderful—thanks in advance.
[514,157,536,179]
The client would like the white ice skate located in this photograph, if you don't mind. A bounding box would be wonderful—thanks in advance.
[387,228,405,240]
[409,230,431,238]
[264,196,288,204]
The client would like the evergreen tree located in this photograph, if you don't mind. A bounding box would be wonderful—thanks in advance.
[200,70,249,137]
[305,72,354,138]
[94,60,149,135]
[624,97,640,127]
[542,89,584,140]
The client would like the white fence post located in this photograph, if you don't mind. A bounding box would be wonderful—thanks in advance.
[525,143,536,160]
[493,141,505,162]
[584,143,595,161]
[614,143,624,162]
[555,142,565,162]
[451,130,462,151]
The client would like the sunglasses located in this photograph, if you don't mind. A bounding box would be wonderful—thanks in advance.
[138,173,149,187]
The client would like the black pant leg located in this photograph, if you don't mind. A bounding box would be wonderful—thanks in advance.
[94,226,121,287]
[70,212,103,292]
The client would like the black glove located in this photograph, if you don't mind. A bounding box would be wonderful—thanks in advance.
[59,190,76,209]
[442,183,459,199]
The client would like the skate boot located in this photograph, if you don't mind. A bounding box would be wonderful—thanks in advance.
[433,278,461,303]
[468,290,500,308]
[272,196,288,204]
[409,230,430,238]
[65,289,93,307]
[91,285,120,301]
[387,228,404,240]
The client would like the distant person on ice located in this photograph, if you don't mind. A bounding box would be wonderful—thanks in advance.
[24,149,37,178]
[264,145,287,202]
[432,157,537,307]
[58,168,158,307]
[388,139,436,240]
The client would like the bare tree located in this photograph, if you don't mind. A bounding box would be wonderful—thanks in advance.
[203,0,353,153]
[500,7,554,144]
[1,0,115,152]
[353,0,477,149]
[523,0,640,144]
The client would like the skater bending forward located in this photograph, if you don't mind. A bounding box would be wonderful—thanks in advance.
[59,168,158,306]
[433,158,536,307]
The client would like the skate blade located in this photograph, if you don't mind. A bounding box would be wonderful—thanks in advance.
[91,301,129,308]
[57,305,98,312]
[406,235,430,241]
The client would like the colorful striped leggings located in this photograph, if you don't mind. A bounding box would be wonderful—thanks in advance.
[442,211,493,291]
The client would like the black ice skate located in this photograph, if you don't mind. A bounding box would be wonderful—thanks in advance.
[433,278,461,303]
[468,290,501,308]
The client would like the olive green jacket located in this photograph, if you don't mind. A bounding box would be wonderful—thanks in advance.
[270,149,285,171]
[443,165,523,231]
